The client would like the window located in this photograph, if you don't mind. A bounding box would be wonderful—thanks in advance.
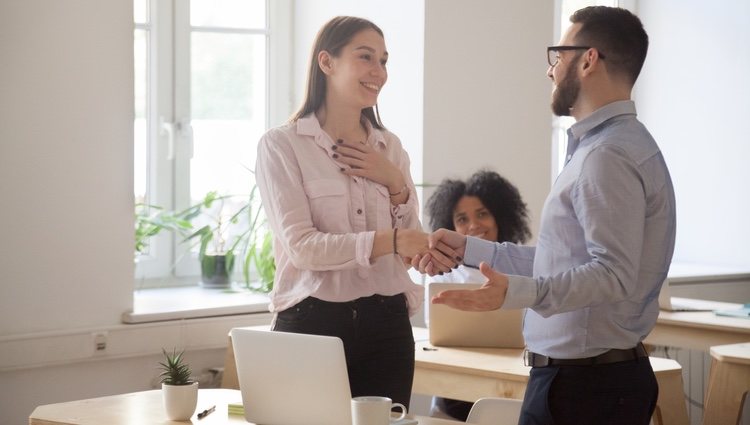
[554,0,750,273]
[134,0,291,286]
[551,0,622,180]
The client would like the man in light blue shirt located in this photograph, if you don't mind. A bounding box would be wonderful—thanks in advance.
[421,6,675,425]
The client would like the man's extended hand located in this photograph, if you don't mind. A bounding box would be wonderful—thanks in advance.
[431,262,509,311]
[395,229,457,273]
[411,229,467,276]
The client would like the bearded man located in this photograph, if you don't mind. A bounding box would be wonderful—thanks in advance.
[418,6,676,425]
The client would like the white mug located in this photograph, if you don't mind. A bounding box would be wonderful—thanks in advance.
[351,396,407,425]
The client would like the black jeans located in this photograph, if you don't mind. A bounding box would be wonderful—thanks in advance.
[518,357,658,425]
[272,294,415,408]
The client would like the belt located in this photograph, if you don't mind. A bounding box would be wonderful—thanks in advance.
[524,343,648,367]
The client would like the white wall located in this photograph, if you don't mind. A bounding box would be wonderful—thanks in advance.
[423,0,554,239]
[635,0,750,268]
[0,2,136,423]
[0,0,134,336]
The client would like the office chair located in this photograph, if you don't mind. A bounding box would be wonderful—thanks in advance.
[466,397,523,425]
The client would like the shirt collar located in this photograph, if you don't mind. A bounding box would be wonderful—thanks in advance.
[569,100,637,140]
[296,113,387,149]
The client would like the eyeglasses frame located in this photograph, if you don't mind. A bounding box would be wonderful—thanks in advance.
[547,45,606,67]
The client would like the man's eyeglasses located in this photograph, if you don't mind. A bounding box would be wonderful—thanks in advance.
[547,46,605,67]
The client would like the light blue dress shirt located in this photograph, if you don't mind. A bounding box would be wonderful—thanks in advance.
[464,100,676,358]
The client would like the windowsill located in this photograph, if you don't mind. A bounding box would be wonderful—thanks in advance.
[668,261,750,284]
[123,284,271,324]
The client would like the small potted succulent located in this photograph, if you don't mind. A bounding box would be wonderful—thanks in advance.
[158,348,198,421]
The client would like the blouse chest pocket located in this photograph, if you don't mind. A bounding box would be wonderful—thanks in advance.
[303,179,350,231]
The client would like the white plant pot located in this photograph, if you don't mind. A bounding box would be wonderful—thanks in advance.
[162,382,198,421]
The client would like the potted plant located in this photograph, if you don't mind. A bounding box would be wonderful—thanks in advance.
[182,188,274,290]
[158,348,198,421]
[134,185,275,292]
[134,204,192,257]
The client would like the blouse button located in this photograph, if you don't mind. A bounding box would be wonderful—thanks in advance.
[356,209,363,215]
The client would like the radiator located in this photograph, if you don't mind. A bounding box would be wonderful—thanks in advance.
[650,345,709,425]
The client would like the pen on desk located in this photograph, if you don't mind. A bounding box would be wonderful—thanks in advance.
[197,405,216,419]
[422,347,438,351]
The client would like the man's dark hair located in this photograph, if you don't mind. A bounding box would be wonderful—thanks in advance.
[426,170,531,244]
[571,6,649,85]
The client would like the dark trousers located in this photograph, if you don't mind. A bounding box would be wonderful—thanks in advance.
[272,294,415,408]
[518,357,658,425]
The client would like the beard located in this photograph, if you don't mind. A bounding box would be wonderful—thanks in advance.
[551,62,580,117]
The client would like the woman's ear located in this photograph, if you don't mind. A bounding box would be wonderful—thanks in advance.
[318,51,334,75]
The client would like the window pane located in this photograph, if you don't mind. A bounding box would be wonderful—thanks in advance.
[134,28,149,204]
[190,32,266,200]
[134,0,149,25]
[560,0,617,36]
[190,0,265,29]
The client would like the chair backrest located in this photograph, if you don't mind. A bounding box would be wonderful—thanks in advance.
[466,397,523,425]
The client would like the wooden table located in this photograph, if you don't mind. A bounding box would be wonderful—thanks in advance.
[646,309,750,352]
[223,326,691,425]
[29,389,460,425]
[412,338,690,425]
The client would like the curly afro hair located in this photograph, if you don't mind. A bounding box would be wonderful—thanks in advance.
[425,170,531,244]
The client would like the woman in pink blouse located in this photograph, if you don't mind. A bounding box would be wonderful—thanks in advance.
[255,16,455,408]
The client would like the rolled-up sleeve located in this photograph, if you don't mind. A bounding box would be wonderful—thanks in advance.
[389,137,421,231]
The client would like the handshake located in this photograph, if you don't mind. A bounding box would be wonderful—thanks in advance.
[394,228,509,312]
[394,228,466,276]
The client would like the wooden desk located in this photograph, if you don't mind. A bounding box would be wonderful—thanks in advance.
[646,310,750,352]
[29,389,460,425]
[412,339,689,425]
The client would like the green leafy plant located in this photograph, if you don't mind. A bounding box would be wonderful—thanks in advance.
[134,184,275,292]
[247,230,275,292]
[158,348,193,385]
[181,187,274,289]
[134,204,192,255]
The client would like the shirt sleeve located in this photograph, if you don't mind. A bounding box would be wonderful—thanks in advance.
[256,130,373,271]
[387,135,421,230]
[462,238,537,309]
[464,237,536,276]
[522,145,647,315]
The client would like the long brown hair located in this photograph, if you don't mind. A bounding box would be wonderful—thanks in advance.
[290,16,386,129]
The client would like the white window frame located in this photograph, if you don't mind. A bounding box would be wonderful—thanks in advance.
[550,0,630,181]
[134,0,292,285]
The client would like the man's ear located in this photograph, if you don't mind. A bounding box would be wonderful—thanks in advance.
[318,51,334,75]
[581,49,601,75]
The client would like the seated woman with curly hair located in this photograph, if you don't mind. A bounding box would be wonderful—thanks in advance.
[425,169,531,421]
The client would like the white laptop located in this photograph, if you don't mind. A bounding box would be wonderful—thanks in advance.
[657,279,719,312]
[428,282,525,348]
[231,328,417,425]
[231,328,352,425]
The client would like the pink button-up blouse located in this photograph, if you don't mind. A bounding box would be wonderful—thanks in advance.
[255,114,423,315]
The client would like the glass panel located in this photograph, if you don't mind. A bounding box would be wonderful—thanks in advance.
[554,0,618,176]
[190,32,266,201]
[134,28,149,204]
[560,0,617,38]
[134,0,149,25]
[190,0,265,29]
